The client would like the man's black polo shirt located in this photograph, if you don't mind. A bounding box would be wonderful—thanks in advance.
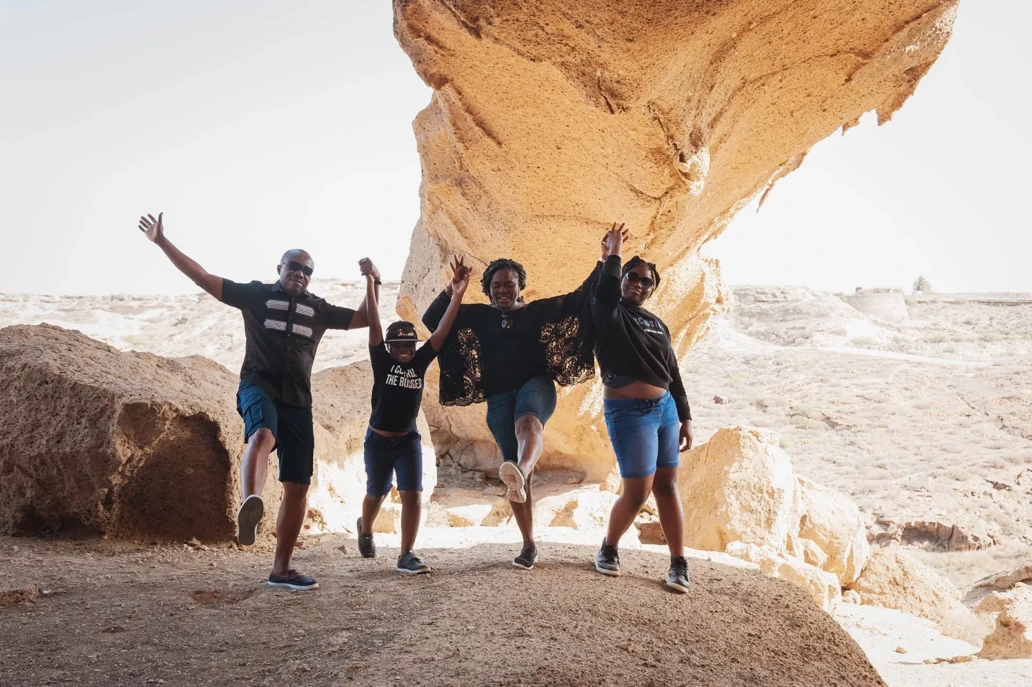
[221,279,355,408]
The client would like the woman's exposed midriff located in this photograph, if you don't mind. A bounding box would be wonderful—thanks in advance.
[602,379,666,400]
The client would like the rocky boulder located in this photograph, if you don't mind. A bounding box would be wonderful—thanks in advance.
[0,324,265,541]
[392,0,958,475]
[679,426,869,596]
[848,548,977,640]
[976,584,1032,659]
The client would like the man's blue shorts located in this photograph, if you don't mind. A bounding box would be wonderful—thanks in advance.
[363,428,423,496]
[603,391,680,479]
[485,375,557,463]
[236,382,314,485]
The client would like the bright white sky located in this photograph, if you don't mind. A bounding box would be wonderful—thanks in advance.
[1,1,1028,296]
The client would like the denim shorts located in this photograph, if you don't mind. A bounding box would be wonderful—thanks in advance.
[363,428,423,496]
[603,391,680,479]
[236,382,314,485]
[485,376,557,463]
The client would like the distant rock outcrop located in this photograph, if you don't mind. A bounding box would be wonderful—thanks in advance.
[392,0,958,473]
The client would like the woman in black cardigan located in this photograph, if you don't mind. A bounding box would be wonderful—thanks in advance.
[423,253,604,569]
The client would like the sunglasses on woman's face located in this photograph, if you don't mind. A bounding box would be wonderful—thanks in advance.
[284,260,314,277]
[624,272,654,289]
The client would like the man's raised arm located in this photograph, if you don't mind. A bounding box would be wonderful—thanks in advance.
[138,212,223,300]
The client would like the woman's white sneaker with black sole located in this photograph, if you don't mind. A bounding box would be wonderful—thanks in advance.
[498,462,527,503]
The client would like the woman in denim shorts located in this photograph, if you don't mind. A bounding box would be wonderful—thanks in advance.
[588,224,694,593]
[423,255,604,569]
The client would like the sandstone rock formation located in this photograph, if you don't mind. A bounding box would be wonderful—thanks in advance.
[848,548,976,640]
[976,584,1032,659]
[974,561,1032,592]
[0,324,261,541]
[678,426,869,610]
[392,0,958,473]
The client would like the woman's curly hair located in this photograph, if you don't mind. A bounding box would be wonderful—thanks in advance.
[622,255,661,289]
[481,258,527,297]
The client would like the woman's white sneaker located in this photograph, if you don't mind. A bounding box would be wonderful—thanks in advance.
[498,462,527,503]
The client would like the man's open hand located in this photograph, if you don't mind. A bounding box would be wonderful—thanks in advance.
[138,213,165,243]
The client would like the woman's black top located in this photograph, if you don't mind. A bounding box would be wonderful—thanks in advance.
[422,261,602,405]
[590,255,692,421]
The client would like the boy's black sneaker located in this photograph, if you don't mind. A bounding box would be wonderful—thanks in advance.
[666,556,691,593]
[594,538,621,576]
[512,547,537,570]
[357,517,376,558]
[396,551,431,575]
[267,569,319,591]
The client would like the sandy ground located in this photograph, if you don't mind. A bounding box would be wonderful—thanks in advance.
[1,530,887,687]
[2,283,1031,685]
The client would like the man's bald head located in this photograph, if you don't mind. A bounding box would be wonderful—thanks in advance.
[277,249,315,296]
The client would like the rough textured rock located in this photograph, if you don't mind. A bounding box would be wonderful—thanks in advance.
[977,584,1032,659]
[392,0,958,474]
[727,541,841,612]
[309,362,437,534]
[679,426,869,588]
[0,324,262,541]
[0,325,415,542]
[975,561,1032,592]
[849,548,974,639]
[869,517,999,552]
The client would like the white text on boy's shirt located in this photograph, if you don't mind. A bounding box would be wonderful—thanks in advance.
[386,364,424,389]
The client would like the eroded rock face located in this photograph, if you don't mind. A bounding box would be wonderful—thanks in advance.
[848,547,977,640]
[392,0,958,472]
[0,324,263,541]
[976,584,1032,659]
[679,426,869,602]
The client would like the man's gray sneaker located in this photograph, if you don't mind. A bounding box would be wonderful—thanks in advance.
[666,556,691,593]
[595,538,620,576]
[396,551,431,575]
[236,494,264,546]
[357,517,376,558]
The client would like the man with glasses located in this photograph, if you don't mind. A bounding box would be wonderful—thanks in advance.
[138,212,377,590]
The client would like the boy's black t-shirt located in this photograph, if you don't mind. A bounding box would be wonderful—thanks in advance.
[368,342,438,433]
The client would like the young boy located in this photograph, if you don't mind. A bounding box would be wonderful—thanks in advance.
[357,255,469,573]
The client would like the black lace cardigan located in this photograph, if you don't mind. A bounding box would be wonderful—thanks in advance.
[421,261,602,406]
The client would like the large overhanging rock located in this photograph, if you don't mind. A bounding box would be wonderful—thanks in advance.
[392,0,958,473]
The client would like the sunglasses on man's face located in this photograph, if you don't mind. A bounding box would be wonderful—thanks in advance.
[284,260,314,277]
[624,272,655,290]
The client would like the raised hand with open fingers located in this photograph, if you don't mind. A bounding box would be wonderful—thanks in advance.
[138,212,165,243]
